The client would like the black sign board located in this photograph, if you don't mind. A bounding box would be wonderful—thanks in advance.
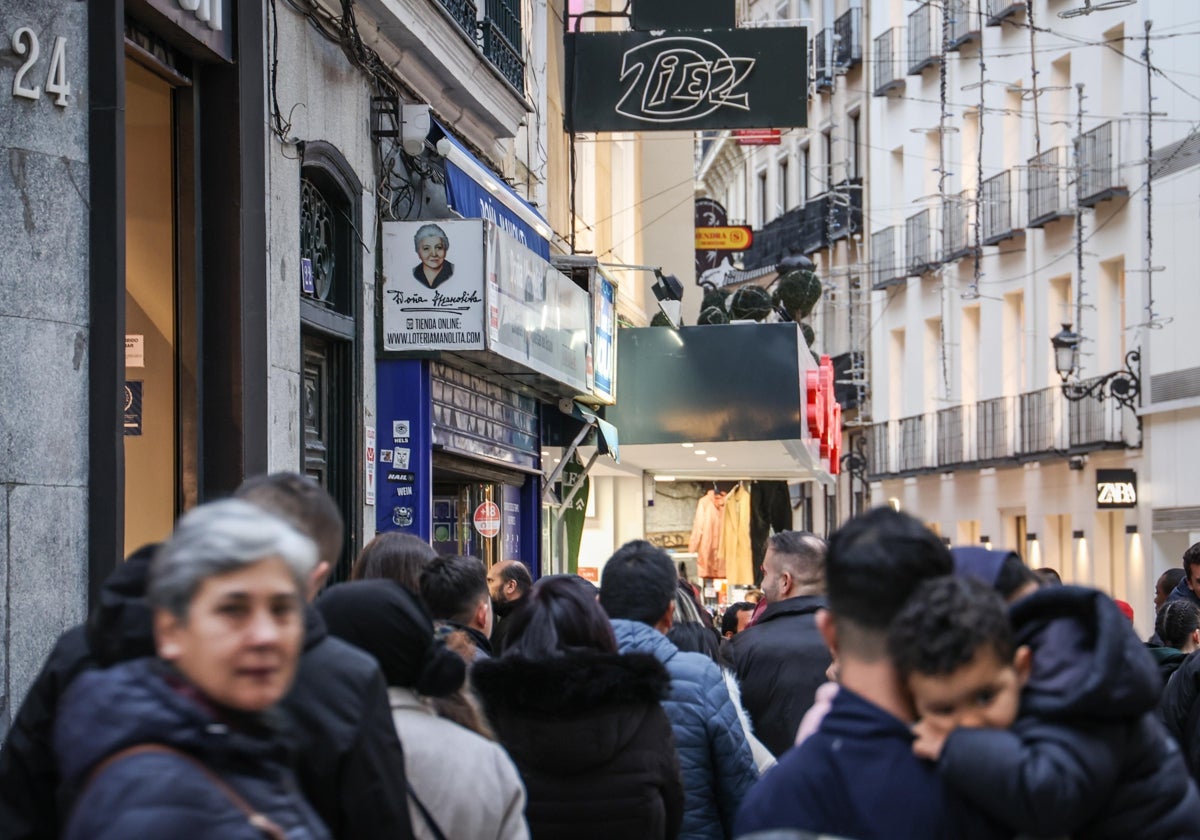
[566,28,808,133]
[1096,469,1137,509]
[631,0,735,31]
[129,0,234,62]
[695,197,728,276]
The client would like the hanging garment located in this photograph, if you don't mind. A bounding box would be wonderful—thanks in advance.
[750,481,793,584]
[689,490,726,579]
[722,484,753,586]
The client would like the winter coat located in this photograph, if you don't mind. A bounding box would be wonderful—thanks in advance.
[53,658,330,840]
[721,484,753,585]
[1147,643,1188,684]
[472,651,684,840]
[612,619,757,840]
[0,546,158,840]
[1161,649,1200,781]
[690,490,726,578]
[941,585,1200,840]
[284,608,415,839]
[388,687,528,840]
[719,595,831,756]
[1168,576,1200,607]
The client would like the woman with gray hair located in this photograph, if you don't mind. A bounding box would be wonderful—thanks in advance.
[412,223,455,289]
[53,499,331,839]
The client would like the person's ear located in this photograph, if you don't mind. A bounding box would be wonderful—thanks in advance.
[1013,645,1033,688]
[815,608,838,656]
[1191,628,1200,648]
[474,597,493,633]
[654,600,676,634]
[306,561,331,603]
[154,608,184,660]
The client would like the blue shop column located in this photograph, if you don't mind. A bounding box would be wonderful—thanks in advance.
[375,359,433,540]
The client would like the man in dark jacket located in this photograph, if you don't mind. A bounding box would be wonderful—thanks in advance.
[601,540,758,840]
[420,554,494,659]
[0,472,416,840]
[721,531,831,756]
[487,559,532,654]
[1166,543,1200,608]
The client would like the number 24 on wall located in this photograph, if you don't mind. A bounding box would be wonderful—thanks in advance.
[11,27,70,107]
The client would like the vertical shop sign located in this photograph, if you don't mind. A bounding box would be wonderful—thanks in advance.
[123,381,143,436]
[365,425,376,506]
[561,454,589,574]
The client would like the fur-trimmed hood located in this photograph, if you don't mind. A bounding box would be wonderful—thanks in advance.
[472,651,670,774]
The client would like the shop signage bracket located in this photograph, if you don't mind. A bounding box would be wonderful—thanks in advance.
[542,399,619,521]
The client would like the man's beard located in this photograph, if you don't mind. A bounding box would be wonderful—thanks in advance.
[492,596,517,618]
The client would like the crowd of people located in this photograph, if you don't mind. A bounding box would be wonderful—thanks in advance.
[3,472,1200,839]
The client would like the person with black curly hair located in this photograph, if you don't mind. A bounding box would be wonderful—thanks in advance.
[891,574,1200,840]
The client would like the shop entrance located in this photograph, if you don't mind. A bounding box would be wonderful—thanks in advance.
[123,56,197,556]
[431,454,528,568]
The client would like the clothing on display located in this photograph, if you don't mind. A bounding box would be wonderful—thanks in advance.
[750,481,792,586]
[722,484,752,586]
[689,490,726,579]
[688,482,782,587]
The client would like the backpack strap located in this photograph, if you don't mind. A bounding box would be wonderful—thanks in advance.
[406,781,449,840]
[84,743,288,840]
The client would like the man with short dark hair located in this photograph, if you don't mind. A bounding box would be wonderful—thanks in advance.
[1158,568,1187,613]
[721,603,755,639]
[421,554,494,659]
[720,531,831,756]
[487,559,532,653]
[601,540,757,840]
[735,508,997,839]
[1166,545,1200,608]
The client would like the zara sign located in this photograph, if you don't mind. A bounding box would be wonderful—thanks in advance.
[1096,469,1137,509]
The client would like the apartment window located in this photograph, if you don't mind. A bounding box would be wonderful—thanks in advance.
[758,169,769,226]
[778,156,790,213]
[822,129,834,189]
[848,113,861,179]
[800,147,811,205]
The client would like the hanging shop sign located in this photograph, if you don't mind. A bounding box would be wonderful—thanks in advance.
[695,226,753,251]
[696,198,729,277]
[1096,469,1137,509]
[134,0,234,61]
[733,129,782,146]
[806,354,842,474]
[590,271,617,404]
[566,28,808,133]
[631,0,735,31]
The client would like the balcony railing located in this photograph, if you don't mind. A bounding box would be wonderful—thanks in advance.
[833,7,863,68]
[1018,387,1064,455]
[905,209,937,275]
[946,0,981,49]
[867,421,892,477]
[942,190,974,261]
[435,0,478,39]
[898,415,930,472]
[814,29,835,91]
[937,405,966,466]
[739,203,807,272]
[1027,147,1073,228]
[872,225,905,290]
[1068,377,1129,447]
[1077,121,1128,206]
[976,396,1014,461]
[986,0,1024,25]
[481,0,525,94]
[874,28,906,96]
[907,4,940,75]
[980,170,1023,245]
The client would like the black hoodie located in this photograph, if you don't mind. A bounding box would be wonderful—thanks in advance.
[939,585,1200,839]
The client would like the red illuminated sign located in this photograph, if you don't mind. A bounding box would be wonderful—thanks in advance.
[806,354,842,474]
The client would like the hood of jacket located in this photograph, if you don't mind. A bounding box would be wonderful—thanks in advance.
[756,594,827,624]
[1168,577,1200,606]
[54,657,290,787]
[610,619,679,666]
[86,544,158,667]
[472,651,668,773]
[1012,584,1161,720]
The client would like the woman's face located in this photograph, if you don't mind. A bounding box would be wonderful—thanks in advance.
[417,237,447,272]
[155,557,305,712]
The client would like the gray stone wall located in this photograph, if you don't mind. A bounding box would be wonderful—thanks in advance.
[0,0,91,735]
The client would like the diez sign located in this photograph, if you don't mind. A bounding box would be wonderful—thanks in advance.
[1096,469,1137,509]
[566,29,808,132]
[805,354,842,475]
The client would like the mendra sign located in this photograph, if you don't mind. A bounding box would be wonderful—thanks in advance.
[1095,469,1137,509]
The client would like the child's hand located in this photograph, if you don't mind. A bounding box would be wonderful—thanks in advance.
[911,717,954,761]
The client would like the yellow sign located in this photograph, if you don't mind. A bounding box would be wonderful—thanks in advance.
[695,226,753,251]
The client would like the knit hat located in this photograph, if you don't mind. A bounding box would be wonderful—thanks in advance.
[316,580,465,696]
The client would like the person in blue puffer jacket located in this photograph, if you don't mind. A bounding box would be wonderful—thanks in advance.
[600,540,758,840]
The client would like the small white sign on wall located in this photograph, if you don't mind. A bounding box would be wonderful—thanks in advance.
[365,426,376,506]
[125,335,145,368]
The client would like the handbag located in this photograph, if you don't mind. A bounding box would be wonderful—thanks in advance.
[82,743,289,839]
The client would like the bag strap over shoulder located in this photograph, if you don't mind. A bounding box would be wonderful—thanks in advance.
[84,743,288,840]
[406,781,449,840]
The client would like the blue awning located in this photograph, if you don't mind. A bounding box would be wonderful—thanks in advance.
[434,124,551,258]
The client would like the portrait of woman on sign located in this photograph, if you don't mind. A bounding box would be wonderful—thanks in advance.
[412,223,455,290]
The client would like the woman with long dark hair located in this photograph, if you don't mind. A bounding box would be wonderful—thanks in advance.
[472,576,684,839]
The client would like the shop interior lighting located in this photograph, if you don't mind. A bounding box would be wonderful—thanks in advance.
[705,456,718,462]
[694,450,707,455]
[655,475,676,482]
[681,443,694,448]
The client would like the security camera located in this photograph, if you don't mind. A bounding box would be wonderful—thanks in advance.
[401,103,431,156]
[1068,455,1086,471]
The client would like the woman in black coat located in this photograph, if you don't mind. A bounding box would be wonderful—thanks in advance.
[472,576,684,840]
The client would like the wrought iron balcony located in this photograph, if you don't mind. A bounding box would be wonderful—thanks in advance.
[739,203,807,272]
[1068,375,1131,447]
[871,225,905,290]
[874,28,906,96]
[833,7,862,68]
[986,0,1024,25]
[434,0,478,40]
[813,29,835,91]
[980,170,1023,245]
[907,4,940,75]
[1018,387,1065,455]
[946,0,981,49]
[937,406,966,466]
[976,396,1014,462]
[1027,147,1073,228]
[905,208,937,275]
[1077,121,1128,207]
[942,190,974,262]
[866,421,892,478]
[898,414,930,472]
[481,0,525,94]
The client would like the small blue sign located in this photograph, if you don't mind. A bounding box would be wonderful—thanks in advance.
[123,381,143,436]
[301,258,315,295]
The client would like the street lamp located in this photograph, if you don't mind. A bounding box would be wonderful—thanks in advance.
[1050,323,1141,413]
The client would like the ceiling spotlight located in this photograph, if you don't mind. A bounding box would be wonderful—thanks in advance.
[681,443,694,448]
[706,456,718,462]
[694,450,707,455]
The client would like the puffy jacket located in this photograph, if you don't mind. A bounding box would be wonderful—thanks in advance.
[719,595,831,756]
[473,651,684,840]
[941,585,1200,840]
[1161,649,1200,776]
[0,545,157,840]
[1147,643,1188,685]
[612,619,757,840]
[53,658,329,839]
